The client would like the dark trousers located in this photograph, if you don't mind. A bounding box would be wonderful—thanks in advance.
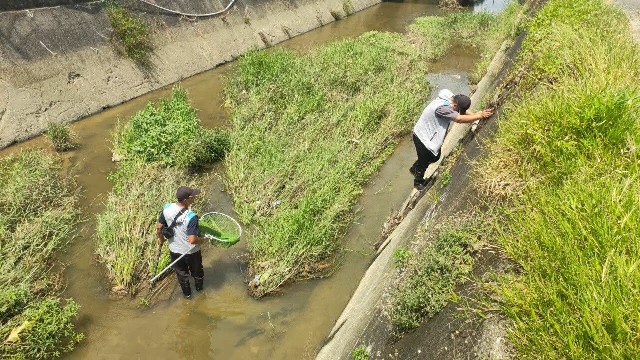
[170,250,204,296]
[411,133,441,184]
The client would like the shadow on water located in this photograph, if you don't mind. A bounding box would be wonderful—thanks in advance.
[0,0,513,359]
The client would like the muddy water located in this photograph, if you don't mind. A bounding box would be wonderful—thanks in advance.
[1,0,510,359]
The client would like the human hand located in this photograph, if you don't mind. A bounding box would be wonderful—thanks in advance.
[479,109,493,119]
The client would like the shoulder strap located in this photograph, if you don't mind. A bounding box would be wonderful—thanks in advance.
[168,207,188,229]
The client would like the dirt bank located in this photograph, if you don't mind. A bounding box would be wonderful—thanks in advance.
[0,0,380,149]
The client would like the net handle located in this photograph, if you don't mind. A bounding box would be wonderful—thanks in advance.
[200,211,242,241]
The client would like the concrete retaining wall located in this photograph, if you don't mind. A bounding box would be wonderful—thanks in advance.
[0,0,381,148]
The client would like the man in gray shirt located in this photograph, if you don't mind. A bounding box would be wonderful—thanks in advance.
[156,186,205,298]
[410,89,493,190]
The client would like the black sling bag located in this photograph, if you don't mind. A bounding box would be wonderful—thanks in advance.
[161,207,188,239]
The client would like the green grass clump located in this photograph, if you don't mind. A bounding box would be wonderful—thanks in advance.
[113,88,230,168]
[224,8,520,297]
[351,344,370,360]
[95,161,209,294]
[388,224,477,335]
[0,149,82,359]
[226,32,430,296]
[44,122,77,152]
[105,0,153,64]
[475,0,640,357]
[98,88,224,294]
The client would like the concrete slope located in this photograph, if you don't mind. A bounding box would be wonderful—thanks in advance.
[0,0,380,148]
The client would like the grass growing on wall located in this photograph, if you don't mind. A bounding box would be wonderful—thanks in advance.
[0,150,83,359]
[105,0,153,65]
[388,221,479,335]
[96,88,226,295]
[475,0,640,357]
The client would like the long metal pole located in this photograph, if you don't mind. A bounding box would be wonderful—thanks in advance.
[149,246,196,285]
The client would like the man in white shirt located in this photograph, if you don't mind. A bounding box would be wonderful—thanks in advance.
[156,186,205,298]
[410,89,493,190]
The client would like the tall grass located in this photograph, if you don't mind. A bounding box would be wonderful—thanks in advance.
[475,0,640,357]
[95,162,209,294]
[226,32,429,296]
[388,221,479,335]
[97,88,224,295]
[0,150,83,359]
[224,7,514,297]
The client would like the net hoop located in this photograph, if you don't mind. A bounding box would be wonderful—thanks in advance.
[200,212,242,244]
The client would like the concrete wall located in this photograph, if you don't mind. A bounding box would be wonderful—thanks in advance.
[0,0,94,12]
[0,0,382,149]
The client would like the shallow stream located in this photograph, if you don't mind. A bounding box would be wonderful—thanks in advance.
[1,0,510,358]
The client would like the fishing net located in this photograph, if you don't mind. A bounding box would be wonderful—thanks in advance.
[199,212,242,248]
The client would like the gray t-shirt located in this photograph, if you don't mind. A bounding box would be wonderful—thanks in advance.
[412,92,460,156]
[435,105,459,122]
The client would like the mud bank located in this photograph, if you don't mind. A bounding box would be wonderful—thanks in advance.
[0,0,380,149]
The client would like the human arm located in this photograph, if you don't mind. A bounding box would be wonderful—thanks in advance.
[156,210,168,246]
[453,109,493,124]
[186,215,204,245]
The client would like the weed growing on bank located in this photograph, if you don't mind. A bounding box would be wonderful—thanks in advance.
[98,88,225,294]
[476,0,640,357]
[0,149,83,359]
[351,344,370,360]
[387,220,479,335]
[105,0,153,65]
[226,32,430,296]
[45,122,77,152]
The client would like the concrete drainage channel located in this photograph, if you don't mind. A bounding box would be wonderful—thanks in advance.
[315,14,527,358]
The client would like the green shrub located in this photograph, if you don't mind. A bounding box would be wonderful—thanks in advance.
[105,0,153,64]
[389,225,476,334]
[113,88,229,168]
[0,149,82,359]
[0,286,29,324]
[0,297,83,359]
[44,122,77,152]
[351,344,369,360]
